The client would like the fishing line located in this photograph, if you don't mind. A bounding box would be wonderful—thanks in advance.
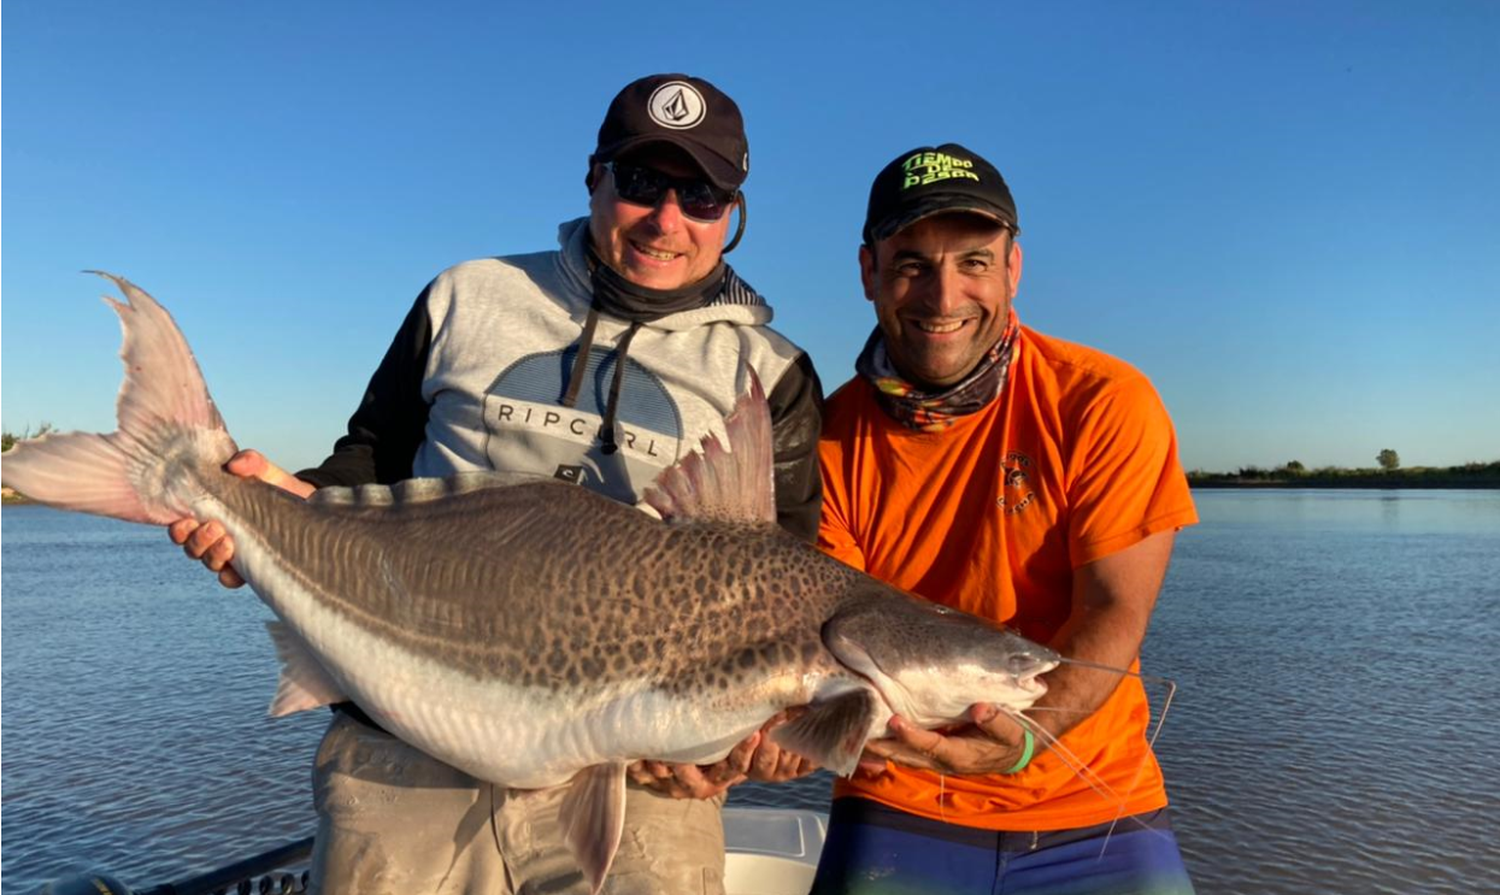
[1095,672,1178,858]
[1003,660,1181,856]
[1000,708,1109,797]
[1054,661,1180,857]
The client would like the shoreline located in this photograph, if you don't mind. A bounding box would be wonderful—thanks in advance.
[7,482,1500,505]
[1194,482,1500,488]
[1189,479,1500,490]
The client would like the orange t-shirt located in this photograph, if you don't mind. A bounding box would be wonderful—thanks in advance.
[817,324,1199,831]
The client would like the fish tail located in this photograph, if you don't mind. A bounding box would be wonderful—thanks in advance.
[1,272,237,524]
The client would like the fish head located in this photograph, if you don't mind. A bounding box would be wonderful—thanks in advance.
[823,589,1060,729]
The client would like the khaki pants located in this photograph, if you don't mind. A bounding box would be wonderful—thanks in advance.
[308,712,727,895]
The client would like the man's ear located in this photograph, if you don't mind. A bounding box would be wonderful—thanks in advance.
[859,244,877,302]
[1007,236,1024,294]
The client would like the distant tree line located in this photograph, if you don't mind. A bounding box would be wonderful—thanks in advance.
[1189,451,1500,489]
[3,425,57,501]
[2,423,54,453]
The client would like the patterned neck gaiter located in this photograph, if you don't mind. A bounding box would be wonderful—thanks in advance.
[856,310,1019,432]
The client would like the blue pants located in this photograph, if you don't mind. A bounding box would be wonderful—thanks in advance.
[809,797,1196,895]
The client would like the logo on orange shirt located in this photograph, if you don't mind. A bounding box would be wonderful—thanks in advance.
[997,450,1037,514]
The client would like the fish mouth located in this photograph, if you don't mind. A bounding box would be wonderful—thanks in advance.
[1014,672,1050,705]
[1012,652,1061,681]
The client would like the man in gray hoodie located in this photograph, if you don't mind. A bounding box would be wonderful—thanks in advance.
[171,73,822,894]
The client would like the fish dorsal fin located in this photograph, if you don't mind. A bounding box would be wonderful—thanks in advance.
[643,368,775,525]
[770,686,880,778]
[265,621,347,717]
[557,761,629,895]
[308,471,561,507]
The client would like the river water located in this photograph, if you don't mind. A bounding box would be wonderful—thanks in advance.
[3,490,1497,893]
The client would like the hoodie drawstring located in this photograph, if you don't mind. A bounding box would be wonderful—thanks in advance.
[600,321,642,455]
[559,305,602,410]
[557,305,640,456]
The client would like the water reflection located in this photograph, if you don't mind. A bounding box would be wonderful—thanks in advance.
[4,493,1499,894]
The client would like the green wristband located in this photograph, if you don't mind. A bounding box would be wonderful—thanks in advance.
[1003,728,1035,774]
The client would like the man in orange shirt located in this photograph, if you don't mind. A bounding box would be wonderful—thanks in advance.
[810,144,1199,893]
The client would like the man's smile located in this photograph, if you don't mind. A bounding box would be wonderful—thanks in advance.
[629,240,683,262]
[909,318,972,335]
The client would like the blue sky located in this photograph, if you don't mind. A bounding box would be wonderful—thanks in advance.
[4,1,1497,473]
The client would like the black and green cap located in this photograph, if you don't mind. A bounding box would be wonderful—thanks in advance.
[863,143,1019,245]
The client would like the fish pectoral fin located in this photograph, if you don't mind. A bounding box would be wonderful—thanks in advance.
[771,687,879,778]
[557,761,629,895]
[265,621,347,717]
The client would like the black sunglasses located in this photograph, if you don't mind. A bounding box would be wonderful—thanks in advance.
[605,162,736,223]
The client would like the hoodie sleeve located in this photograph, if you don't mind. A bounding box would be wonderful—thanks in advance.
[767,351,826,542]
[296,287,434,488]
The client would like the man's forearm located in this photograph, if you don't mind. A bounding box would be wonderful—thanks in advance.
[1028,530,1176,745]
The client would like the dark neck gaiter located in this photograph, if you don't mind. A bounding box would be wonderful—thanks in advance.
[586,247,726,323]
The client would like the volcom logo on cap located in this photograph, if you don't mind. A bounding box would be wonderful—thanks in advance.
[648,81,706,130]
[902,151,980,190]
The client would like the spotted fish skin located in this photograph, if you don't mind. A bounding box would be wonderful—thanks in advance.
[205,469,882,788]
[0,274,1062,889]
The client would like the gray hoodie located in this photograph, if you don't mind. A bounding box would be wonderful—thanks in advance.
[301,217,824,540]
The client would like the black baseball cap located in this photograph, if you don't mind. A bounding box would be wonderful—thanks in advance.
[862,143,1019,245]
[591,74,750,192]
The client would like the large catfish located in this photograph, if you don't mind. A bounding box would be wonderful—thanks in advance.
[2,275,1061,892]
